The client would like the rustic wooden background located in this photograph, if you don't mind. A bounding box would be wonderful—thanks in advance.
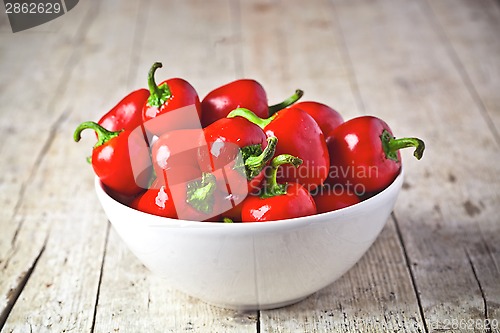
[0,0,499,332]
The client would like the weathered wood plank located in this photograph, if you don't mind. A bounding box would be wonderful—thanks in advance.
[93,228,258,333]
[0,1,95,328]
[0,2,90,216]
[238,0,360,116]
[425,0,500,142]
[239,0,426,332]
[260,220,425,332]
[331,0,500,331]
[128,0,240,98]
[92,0,259,331]
[426,0,500,319]
[1,0,145,331]
[423,0,500,323]
[0,0,498,331]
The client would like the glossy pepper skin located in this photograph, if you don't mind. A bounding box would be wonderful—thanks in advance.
[151,129,204,181]
[74,122,152,196]
[197,117,277,195]
[327,116,425,193]
[98,89,149,132]
[131,171,221,222]
[130,179,177,218]
[220,193,246,222]
[227,107,330,192]
[200,79,303,128]
[150,130,223,221]
[312,188,360,214]
[142,62,201,136]
[241,154,317,222]
[291,101,344,141]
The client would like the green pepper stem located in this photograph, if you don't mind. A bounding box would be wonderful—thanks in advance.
[261,154,303,199]
[73,121,122,148]
[148,62,162,95]
[147,62,171,108]
[271,154,303,169]
[186,173,216,213]
[268,89,304,116]
[223,217,234,223]
[227,108,275,129]
[381,130,425,162]
[244,136,278,179]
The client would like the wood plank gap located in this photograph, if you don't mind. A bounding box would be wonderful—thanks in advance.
[464,249,493,333]
[338,301,349,332]
[44,1,101,100]
[275,0,290,83]
[126,0,152,90]
[391,212,429,333]
[229,0,243,79]
[421,0,500,147]
[31,0,101,116]
[9,1,100,247]
[475,220,500,276]
[483,239,500,276]
[61,0,68,13]
[328,0,366,115]
[256,309,261,333]
[9,111,69,246]
[9,0,99,223]
[90,223,110,333]
[0,238,47,330]
[252,237,262,330]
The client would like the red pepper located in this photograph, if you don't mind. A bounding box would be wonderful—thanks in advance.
[200,79,303,127]
[131,170,221,221]
[150,130,225,221]
[151,129,204,180]
[74,122,152,196]
[290,101,344,141]
[326,116,425,194]
[130,178,177,218]
[241,154,317,222]
[98,89,149,132]
[142,62,202,136]
[197,117,278,195]
[227,107,330,191]
[220,194,245,222]
[312,187,361,214]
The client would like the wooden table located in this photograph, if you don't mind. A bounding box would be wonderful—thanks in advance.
[1,0,499,332]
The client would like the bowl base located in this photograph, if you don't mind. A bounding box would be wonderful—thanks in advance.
[201,295,310,311]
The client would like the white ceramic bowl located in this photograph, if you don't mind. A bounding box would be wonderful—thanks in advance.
[95,170,404,310]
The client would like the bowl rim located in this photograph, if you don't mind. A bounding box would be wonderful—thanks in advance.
[95,167,404,229]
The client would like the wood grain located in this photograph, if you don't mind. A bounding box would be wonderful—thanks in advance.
[331,0,500,331]
[426,0,500,142]
[0,1,96,328]
[239,0,361,117]
[423,0,500,325]
[1,0,499,332]
[1,0,142,331]
[93,227,258,333]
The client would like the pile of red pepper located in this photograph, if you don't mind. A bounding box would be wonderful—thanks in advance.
[75,62,425,222]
